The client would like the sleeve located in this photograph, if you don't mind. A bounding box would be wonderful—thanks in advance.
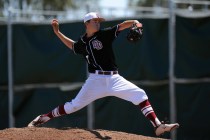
[103,25,120,41]
[72,38,86,55]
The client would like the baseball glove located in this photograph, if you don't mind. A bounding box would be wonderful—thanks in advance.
[127,24,143,43]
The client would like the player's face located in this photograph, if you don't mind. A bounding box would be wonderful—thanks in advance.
[87,19,100,32]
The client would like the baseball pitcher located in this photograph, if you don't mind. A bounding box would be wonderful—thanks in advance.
[28,12,179,136]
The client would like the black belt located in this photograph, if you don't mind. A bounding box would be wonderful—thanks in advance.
[92,70,118,75]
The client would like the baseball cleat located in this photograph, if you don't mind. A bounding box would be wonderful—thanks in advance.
[155,123,179,136]
[28,115,50,127]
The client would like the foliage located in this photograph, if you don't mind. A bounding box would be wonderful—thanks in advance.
[0,0,75,11]
[0,0,4,9]
[42,0,75,11]
[130,0,210,8]
[129,0,167,7]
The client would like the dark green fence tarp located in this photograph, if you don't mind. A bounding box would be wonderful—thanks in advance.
[12,23,86,84]
[0,25,7,85]
[1,16,210,140]
[176,83,210,140]
[176,16,210,78]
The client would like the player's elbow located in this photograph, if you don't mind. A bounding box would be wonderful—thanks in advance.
[66,42,74,50]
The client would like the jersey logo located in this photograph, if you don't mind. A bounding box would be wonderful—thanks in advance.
[92,40,103,50]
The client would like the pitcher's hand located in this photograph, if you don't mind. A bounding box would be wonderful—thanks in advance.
[51,19,59,34]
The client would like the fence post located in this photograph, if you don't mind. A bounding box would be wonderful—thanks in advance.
[168,0,177,140]
[7,6,15,128]
[85,3,95,130]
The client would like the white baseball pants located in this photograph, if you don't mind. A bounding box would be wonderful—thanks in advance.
[64,73,148,114]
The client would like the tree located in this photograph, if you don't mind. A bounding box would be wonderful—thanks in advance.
[131,0,210,8]
[129,0,165,7]
[0,0,7,9]
[2,0,75,11]
[42,0,75,11]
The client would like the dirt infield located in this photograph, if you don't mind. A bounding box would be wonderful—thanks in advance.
[0,127,168,140]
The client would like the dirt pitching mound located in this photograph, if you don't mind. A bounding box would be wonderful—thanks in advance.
[0,127,167,140]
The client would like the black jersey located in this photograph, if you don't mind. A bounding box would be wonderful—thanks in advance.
[73,25,120,73]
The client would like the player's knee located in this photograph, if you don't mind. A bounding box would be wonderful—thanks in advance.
[64,101,81,114]
[142,88,147,93]
[134,89,148,105]
[141,89,148,97]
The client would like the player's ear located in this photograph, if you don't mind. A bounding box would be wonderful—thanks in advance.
[84,23,88,28]
[84,20,90,28]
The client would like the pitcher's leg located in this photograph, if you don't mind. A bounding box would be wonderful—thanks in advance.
[111,76,161,126]
[28,105,66,127]
[28,75,106,127]
[139,99,161,127]
[110,75,179,136]
[28,89,102,127]
[110,75,148,105]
